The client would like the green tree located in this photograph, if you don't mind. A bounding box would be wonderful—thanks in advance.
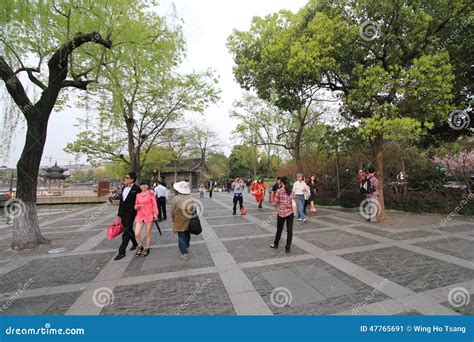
[65,18,219,176]
[207,152,230,181]
[230,0,469,220]
[227,15,335,170]
[0,0,142,249]
[228,144,264,179]
[187,122,220,164]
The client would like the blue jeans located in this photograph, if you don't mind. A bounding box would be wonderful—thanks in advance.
[178,231,191,254]
[296,194,305,220]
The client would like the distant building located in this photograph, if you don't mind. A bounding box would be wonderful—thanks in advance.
[160,158,208,190]
[39,162,70,189]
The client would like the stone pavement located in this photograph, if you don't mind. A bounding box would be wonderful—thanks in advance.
[0,192,473,316]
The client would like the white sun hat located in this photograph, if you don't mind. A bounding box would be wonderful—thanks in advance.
[173,181,191,195]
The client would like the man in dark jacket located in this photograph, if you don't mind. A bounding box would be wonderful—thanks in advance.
[114,172,141,261]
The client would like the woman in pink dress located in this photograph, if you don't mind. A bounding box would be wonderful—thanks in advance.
[134,180,158,257]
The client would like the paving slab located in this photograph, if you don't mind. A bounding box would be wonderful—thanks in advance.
[262,268,325,307]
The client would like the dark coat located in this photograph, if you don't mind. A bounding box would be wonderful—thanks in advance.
[118,184,141,218]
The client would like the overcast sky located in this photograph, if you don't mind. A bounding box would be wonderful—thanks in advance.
[2,0,308,168]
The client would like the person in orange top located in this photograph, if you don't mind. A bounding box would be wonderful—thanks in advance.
[134,180,158,257]
[252,178,267,211]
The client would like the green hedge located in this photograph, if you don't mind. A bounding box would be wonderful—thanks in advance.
[315,189,474,216]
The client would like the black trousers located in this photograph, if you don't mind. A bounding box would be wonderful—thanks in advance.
[157,197,167,220]
[209,189,213,198]
[274,214,294,247]
[118,214,137,255]
[233,194,243,213]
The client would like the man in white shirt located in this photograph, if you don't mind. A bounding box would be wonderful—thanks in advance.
[292,173,308,222]
[154,181,168,221]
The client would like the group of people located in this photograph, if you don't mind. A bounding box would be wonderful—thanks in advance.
[113,166,381,262]
[114,172,195,262]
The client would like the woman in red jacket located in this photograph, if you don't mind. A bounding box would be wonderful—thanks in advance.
[252,178,266,211]
[134,180,158,257]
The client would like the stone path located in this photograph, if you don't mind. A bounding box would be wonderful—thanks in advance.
[0,192,473,316]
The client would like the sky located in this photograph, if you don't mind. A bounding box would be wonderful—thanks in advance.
[2,0,308,168]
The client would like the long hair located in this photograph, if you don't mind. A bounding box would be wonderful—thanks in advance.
[281,177,291,196]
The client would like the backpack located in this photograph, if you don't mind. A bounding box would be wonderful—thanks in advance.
[360,176,374,194]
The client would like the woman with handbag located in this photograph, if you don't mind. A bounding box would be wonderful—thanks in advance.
[232,177,245,215]
[134,180,158,257]
[171,181,193,261]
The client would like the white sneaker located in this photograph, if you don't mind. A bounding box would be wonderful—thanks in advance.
[296,218,302,221]
[303,219,307,223]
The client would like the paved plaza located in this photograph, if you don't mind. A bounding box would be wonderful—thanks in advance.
[0,192,473,316]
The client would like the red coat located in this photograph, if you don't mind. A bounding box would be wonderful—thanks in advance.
[252,183,266,202]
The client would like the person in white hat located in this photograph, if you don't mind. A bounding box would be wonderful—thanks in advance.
[170,181,193,261]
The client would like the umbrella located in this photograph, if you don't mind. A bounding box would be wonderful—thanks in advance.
[153,220,162,236]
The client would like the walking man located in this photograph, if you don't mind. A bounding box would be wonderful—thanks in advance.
[154,180,168,221]
[114,172,141,261]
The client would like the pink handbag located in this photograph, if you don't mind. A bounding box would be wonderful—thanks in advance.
[107,217,124,239]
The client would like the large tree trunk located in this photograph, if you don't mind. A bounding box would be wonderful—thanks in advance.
[12,113,50,249]
[294,121,304,172]
[1,32,112,251]
[373,134,386,221]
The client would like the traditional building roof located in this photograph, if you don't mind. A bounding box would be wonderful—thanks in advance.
[41,162,70,180]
